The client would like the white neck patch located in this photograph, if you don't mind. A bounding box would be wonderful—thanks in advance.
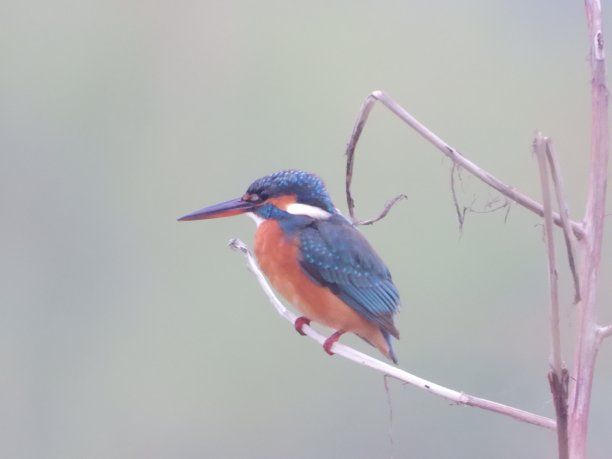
[245,212,264,227]
[286,203,332,220]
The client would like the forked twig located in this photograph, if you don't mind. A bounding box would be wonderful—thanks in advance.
[228,238,557,432]
[344,91,585,240]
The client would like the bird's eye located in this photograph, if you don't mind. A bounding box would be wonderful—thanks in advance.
[242,193,264,203]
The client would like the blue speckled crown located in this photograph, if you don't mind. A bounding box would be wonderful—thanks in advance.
[247,170,336,213]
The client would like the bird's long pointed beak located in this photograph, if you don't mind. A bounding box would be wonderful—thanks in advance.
[178,197,256,221]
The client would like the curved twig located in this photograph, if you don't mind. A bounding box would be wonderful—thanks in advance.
[353,193,407,226]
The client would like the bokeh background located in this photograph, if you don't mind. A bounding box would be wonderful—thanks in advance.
[3,1,612,458]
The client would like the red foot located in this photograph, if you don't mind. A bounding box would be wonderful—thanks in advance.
[323,330,345,356]
[294,316,311,336]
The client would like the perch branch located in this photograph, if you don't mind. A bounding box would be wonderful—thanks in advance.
[228,238,557,432]
[545,139,581,303]
[345,91,585,239]
[534,133,569,459]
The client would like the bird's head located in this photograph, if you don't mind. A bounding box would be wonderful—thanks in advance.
[178,170,336,224]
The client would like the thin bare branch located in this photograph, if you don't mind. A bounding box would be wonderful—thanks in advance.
[534,132,569,459]
[228,238,557,432]
[383,375,395,454]
[545,140,581,303]
[534,133,564,374]
[450,163,466,231]
[344,91,585,240]
[354,193,407,226]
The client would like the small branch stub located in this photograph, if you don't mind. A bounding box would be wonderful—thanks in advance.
[548,368,570,459]
[597,324,612,341]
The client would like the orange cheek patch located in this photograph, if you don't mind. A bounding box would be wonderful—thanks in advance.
[267,194,297,211]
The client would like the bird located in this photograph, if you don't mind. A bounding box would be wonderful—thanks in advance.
[179,169,401,363]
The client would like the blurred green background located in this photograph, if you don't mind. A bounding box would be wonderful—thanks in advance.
[3,1,612,458]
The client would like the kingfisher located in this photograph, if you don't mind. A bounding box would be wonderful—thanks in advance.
[179,170,401,363]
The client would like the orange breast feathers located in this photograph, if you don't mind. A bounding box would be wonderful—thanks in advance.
[253,219,392,359]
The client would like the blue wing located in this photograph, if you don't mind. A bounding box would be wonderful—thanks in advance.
[297,215,400,338]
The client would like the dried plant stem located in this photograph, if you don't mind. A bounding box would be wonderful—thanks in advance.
[228,238,557,432]
[568,1,609,457]
[534,133,563,374]
[545,140,581,303]
[345,91,585,240]
[534,133,569,459]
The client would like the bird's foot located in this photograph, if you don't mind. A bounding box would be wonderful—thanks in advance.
[294,316,311,336]
[323,330,345,356]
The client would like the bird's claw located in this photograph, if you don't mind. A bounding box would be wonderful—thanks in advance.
[294,316,311,336]
[323,330,345,356]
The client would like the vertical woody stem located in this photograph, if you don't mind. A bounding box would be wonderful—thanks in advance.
[569,1,609,457]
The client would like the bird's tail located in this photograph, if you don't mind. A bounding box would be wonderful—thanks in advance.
[382,330,398,364]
